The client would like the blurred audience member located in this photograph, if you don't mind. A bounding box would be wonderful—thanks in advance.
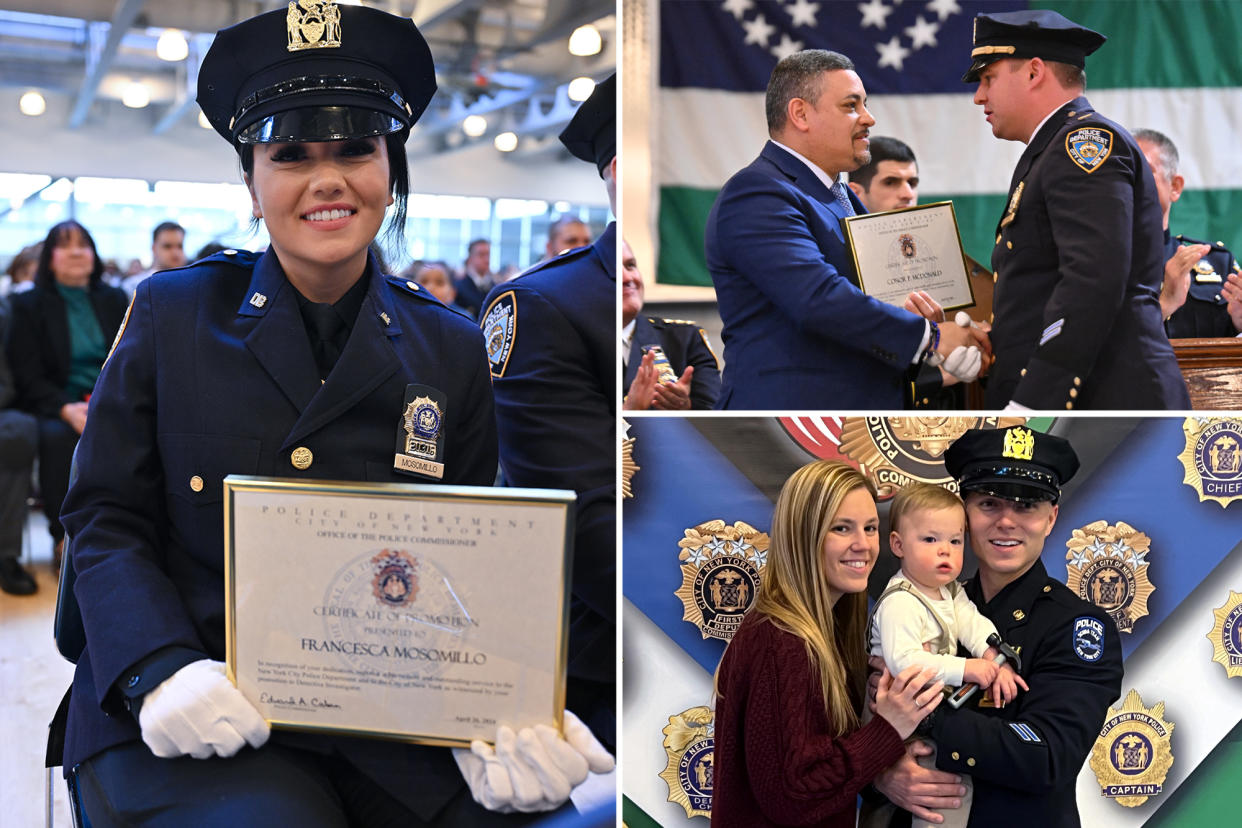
[847,135,919,212]
[406,260,457,305]
[5,220,129,564]
[544,216,593,261]
[0,298,38,594]
[454,238,494,318]
[2,242,41,297]
[193,242,229,262]
[122,221,187,295]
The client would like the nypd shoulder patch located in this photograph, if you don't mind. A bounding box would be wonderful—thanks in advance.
[1073,615,1105,662]
[480,290,517,378]
[1065,127,1113,174]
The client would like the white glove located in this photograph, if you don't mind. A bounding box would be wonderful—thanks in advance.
[943,345,982,382]
[138,659,270,760]
[453,710,615,813]
[1003,400,1035,412]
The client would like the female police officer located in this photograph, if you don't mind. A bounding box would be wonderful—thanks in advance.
[58,3,610,825]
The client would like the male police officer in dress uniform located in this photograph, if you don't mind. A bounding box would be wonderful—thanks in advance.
[57,5,609,825]
[967,11,1190,410]
[621,239,720,410]
[1131,128,1242,339]
[872,425,1124,827]
[479,75,617,751]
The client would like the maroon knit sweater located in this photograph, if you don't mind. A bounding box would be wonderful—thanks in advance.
[711,613,906,827]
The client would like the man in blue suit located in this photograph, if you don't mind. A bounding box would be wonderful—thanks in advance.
[705,50,986,410]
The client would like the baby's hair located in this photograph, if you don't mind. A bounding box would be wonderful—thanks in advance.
[889,482,965,536]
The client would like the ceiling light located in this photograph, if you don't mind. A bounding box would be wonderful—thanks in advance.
[19,91,45,117]
[156,29,188,62]
[494,132,518,152]
[198,110,212,129]
[462,114,487,137]
[122,82,150,109]
[568,77,596,102]
[568,25,602,57]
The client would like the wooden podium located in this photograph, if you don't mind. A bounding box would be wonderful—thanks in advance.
[1171,338,1242,409]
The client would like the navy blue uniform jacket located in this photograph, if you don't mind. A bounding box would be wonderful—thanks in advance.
[623,314,721,410]
[481,223,615,693]
[986,97,1189,409]
[59,249,498,821]
[929,560,1124,827]
[705,141,927,409]
[1164,232,1240,338]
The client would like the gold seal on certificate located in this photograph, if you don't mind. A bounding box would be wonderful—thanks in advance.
[223,476,574,747]
[842,201,976,312]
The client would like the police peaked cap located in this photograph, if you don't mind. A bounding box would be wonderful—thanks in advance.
[963,10,1106,83]
[944,426,1080,504]
[198,2,436,145]
[559,74,616,176]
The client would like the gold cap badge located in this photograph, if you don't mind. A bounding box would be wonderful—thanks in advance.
[1002,426,1035,461]
[287,0,342,52]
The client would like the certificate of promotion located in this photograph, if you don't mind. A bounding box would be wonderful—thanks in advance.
[223,476,574,747]
[842,201,976,312]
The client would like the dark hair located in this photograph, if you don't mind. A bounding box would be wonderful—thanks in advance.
[766,50,856,134]
[238,130,410,247]
[547,215,587,242]
[1132,128,1179,181]
[193,241,228,262]
[850,136,917,189]
[35,220,104,290]
[152,221,185,242]
[467,238,490,256]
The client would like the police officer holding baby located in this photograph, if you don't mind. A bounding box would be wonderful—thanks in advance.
[871,425,1123,826]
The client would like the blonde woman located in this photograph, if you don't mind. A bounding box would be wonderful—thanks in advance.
[713,461,944,827]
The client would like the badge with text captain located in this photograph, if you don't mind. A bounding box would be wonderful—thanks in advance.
[1089,689,1174,808]
[675,520,769,642]
[393,384,446,479]
[660,706,715,820]
[1177,418,1242,508]
[1064,520,1154,634]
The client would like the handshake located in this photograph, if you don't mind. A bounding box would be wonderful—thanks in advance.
[905,291,993,384]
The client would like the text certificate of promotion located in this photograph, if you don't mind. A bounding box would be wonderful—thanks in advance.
[842,201,976,312]
[223,476,574,747]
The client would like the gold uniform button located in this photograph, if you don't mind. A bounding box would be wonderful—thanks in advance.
[967,757,976,767]
[1073,376,1082,386]
[406,281,418,291]
[1066,401,1074,410]
[1043,585,1052,593]
[1013,609,1025,621]
[993,272,998,284]
[1070,388,1078,398]
[291,447,313,470]
[190,475,204,492]
[1020,368,1027,377]
[1007,241,1013,249]
[996,234,1002,244]
[951,751,960,760]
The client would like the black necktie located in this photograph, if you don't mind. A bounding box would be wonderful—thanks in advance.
[307,302,344,378]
